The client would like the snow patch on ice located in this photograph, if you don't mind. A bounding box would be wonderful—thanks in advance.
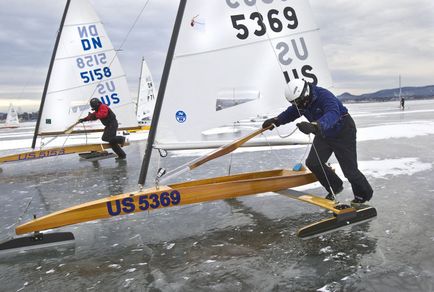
[258,157,428,192]
[334,157,431,179]
[205,260,216,263]
[317,283,333,291]
[16,281,29,292]
[358,121,434,141]
[123,278,135,288]
[165,243,175,250]
[352,108,434,118]
[319,246,333,254]
[108,264,121,269]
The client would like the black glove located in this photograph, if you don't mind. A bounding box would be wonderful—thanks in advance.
[262,117,279,130]
[297,121,319,135]
[78,118,86,123]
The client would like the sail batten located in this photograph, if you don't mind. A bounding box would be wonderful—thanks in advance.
[63,21,102,27]
[54,49,113,61]
[174,28,321,59]
[46,75,128,95]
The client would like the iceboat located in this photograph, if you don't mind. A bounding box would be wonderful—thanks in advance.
[0,0,376,252]
[0,0,139,165]
[0,104,20,129]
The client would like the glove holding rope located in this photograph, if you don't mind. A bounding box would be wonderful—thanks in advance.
[297,121,319,135]
[262,117,280,130]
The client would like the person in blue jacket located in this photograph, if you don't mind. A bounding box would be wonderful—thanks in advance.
[262,79,373,208]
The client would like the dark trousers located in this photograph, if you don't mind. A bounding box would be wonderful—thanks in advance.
[305,115,373,201]
[102,120,126,158]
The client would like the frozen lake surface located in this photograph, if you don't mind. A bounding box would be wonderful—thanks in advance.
[1,100,434,291]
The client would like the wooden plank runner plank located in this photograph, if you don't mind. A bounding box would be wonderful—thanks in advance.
[275,189,356,215]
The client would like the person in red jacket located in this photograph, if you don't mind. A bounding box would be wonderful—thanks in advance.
[79,98,126,160]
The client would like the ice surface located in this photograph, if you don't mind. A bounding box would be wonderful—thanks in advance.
[1,100,434,291]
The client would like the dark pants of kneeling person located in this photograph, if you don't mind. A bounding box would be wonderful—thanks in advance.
[102,120,126,159]
[305,115,373,201]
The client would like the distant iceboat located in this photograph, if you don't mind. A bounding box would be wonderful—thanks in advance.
[136,57,157,127]
[0,0,139,165]
[0,104,19,129]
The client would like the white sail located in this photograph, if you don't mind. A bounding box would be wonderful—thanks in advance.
[154,0,331,150]
[37,0,138,135]
[136,58,157,125]
[5,104,19,127]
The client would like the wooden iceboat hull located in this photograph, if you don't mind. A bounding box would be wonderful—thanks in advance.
[0,142,129,164]
[16,169,316,235]
[126,125,150,133]
[0,125,19,129]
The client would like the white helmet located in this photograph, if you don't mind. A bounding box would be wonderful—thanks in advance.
[284,79,310,103]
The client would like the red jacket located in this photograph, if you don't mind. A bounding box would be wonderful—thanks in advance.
[84,103,116,126]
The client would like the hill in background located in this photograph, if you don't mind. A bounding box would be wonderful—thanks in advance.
[337,85,434,103]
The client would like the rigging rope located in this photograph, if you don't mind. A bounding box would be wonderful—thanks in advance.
[6,195,35,241]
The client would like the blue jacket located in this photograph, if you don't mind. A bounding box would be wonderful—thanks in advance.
[276,85,348,138]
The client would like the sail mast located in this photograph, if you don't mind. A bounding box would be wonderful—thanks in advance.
[136,57,145,118]
[399,74,402,98]
[31,0,71,149]
[138,0,187,186]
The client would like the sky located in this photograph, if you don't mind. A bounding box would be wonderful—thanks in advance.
[0,0,433,112]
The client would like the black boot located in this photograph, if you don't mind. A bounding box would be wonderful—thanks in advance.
[325,185,344,201]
